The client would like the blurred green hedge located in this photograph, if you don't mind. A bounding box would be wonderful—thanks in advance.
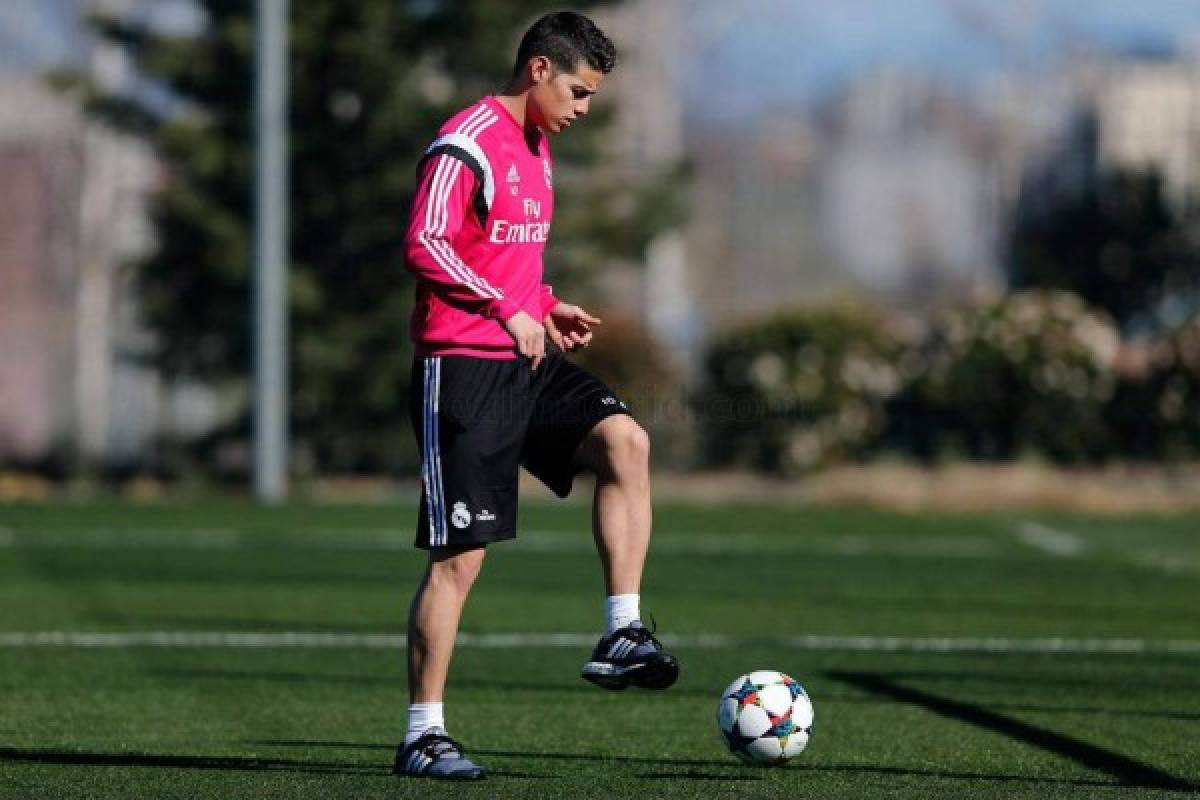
[1107,316,1200,460]
[697,304,914,472]
[696,292,1200,473]
[899,291,1119,463]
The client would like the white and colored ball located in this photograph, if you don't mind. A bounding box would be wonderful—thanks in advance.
[716,670,814,765]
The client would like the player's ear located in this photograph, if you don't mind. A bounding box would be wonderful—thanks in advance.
[530,55,554,85]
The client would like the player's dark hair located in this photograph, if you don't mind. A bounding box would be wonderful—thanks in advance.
[512,11,616,77]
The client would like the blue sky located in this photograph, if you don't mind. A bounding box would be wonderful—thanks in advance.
[0,0,80,69]
[5,0,1200,117]
[0,0,201,71]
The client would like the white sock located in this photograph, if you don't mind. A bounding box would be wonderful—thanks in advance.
[404,702,445,746]
[605,593,640,634]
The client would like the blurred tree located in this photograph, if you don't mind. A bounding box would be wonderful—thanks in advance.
[1009,168,1200,330]
[695,304,910,474]
[52,0,683,475]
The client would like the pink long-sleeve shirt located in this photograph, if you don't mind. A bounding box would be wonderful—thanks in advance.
[404,96,560,359]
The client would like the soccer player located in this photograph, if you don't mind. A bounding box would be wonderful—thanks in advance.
[391,11,680,781]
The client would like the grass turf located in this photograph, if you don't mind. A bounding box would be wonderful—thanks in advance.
[0,500,1197,798]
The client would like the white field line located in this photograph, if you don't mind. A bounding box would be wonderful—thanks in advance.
[0,631,1197,655]
[1015,522,1087,557]
[1130,552,1195,575]
[1011,522,1198,574]
[0,528,247,550]
[0,527,1002,559]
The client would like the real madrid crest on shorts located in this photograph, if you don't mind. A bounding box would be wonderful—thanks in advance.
[451,501,473,529]
[543,158,553,188]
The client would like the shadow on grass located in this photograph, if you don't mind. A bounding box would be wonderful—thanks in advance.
[0,746,375,776]
[477,749,746,772]
[453,677,717,699]
[869,669,1200,692]
[640,764,1127,787]
[831,672,1200,721]
[154,668,400,687]
[968,703,1200,722]
[256,741,1127,787]
[258,741,752,775]
[483,749,1131,787]
[0,745,543,780]
[162,669,730,700]
[828,671,1197,793]
[254,740,393,750]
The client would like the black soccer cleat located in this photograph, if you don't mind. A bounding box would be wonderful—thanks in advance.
[581,620,680,691]
[392,728,485,780]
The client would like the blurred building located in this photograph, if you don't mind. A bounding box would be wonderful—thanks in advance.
[592,0,698,366]
[687,119,838,322]
[816,69,1003,301]
[985,56,1200,207]
[1094,60,1200,208]
[685,69,1007,325]
[0,75,159,467]
[0,0,216,470]
[684,51,1200,331]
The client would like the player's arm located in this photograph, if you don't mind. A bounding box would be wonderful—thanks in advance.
[404,153,545,366]
[404,153,518,320]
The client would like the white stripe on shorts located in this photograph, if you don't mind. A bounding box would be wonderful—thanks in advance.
[431,358,446,546]
[422,357,447,546]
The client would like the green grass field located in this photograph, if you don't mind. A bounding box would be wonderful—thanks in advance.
[0,500,1197,798]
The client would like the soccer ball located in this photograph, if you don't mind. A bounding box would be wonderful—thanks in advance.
[717,670,814,765]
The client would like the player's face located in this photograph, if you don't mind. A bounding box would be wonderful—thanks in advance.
[528,57,604,135]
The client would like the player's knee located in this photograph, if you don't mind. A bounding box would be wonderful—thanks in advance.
[602,418,650,479]
[429,548,485,595]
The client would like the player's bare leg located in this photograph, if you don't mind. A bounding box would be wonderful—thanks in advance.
[395,545,488,779]
[577,414,653,595]
[407,545,487,702]
[576,414,678,690]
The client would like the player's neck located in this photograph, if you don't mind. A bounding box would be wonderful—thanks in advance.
[495,83,533,131]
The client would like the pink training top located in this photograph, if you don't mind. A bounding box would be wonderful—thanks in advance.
[404,95,560,359]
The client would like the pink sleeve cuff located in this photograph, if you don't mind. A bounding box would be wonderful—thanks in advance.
[539,290,561,318]
[489,297,522,322]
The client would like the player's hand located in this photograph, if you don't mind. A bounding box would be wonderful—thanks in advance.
[545,303,601,352]
[504,310,546,370]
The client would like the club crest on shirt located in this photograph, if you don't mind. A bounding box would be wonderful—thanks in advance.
[451,501,472,529]
[543,158,553,189]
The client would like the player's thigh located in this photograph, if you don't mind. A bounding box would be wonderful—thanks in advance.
[521,353,634,498]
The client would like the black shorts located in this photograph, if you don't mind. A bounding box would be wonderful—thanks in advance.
[410,349,632,550]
